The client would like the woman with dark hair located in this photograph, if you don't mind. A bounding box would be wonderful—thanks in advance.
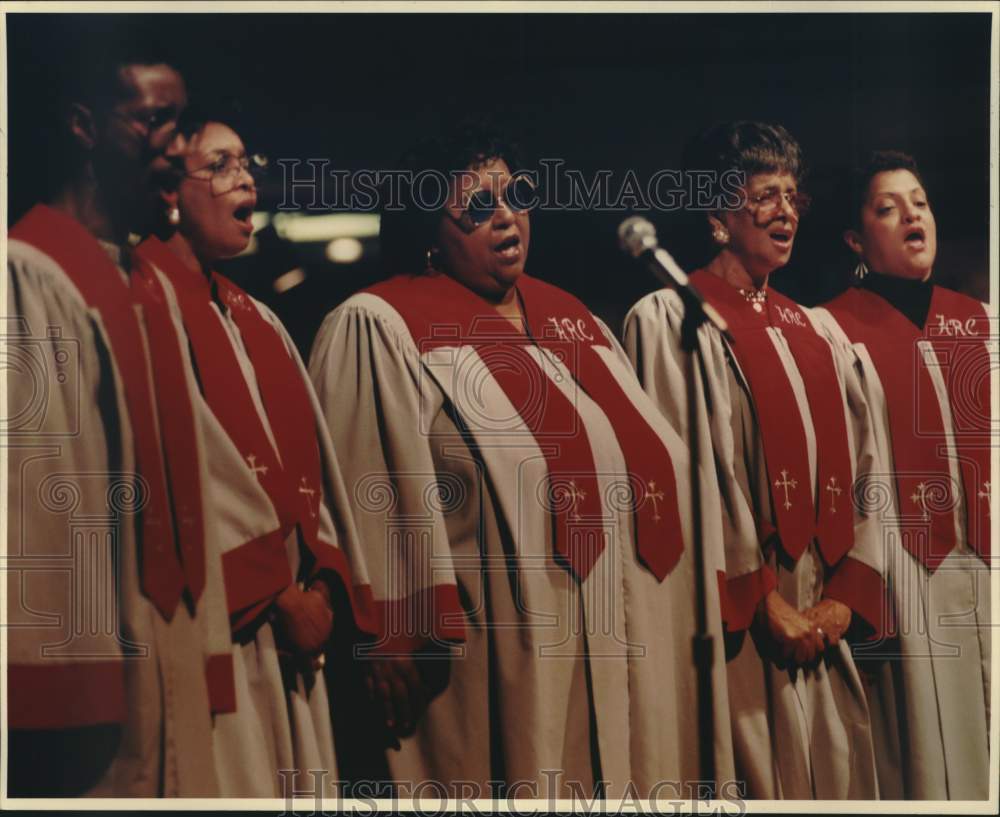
[624,122,884,798]
[308,122,736,796]
[812,151,991,800]
[132,115,376,796]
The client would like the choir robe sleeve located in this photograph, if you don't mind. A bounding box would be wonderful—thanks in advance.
[5,242,132,729]
[623,289,775,632]
[808,306,893,640]
[251,298,376,637]
[308,295,465,654]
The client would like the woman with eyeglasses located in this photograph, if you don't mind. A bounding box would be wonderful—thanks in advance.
[308,121,736,797]
[812,151,990,800]
[134,112,376,796]
[624,122,884,799]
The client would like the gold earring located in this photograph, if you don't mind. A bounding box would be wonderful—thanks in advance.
[713,227,730,245]
[425,247,441,272]
[167,207,180,226]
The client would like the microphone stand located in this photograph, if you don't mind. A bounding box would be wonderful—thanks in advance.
[677,284,717,800]
[627,246,724,797]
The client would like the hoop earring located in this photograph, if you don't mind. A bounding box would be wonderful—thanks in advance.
[425,247,441,272]
[167,207,180,227]
[853,259,869,280]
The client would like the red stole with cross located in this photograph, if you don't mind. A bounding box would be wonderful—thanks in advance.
[824,284,991,569]
[692,270,855,567]
[135,236,376,635]
[11,205,206,621]
[366,272,685,583]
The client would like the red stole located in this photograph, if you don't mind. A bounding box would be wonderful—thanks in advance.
[825,284,990,569]
[366,272,685,582]
[10,205,204,620]
[135,236,376,634]
[692,271,855,566]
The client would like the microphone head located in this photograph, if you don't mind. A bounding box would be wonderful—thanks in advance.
[617,216,658,257]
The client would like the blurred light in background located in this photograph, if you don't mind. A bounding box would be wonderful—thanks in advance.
[238,212,379,259]
[273,267,307,293]
[325,237,364,264]
[272,212,380,243]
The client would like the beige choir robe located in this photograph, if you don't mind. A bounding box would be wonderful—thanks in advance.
[136,238,376,797]
[813,276,992,800]
[5,205,234,796]
[308,271,737,800]
[624,278,885,800]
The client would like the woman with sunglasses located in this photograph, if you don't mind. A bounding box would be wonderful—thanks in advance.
[624,122,885,799]
[309,121,736,797]
[813,151,990,800]
[134,113,375,796]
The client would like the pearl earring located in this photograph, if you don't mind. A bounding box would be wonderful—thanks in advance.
[167,207,180,226]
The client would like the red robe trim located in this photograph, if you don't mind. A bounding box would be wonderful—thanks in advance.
[717,567,777,633]
[11,206,197,619]
[366,272,685,583]
[205,652,237,715]
[136,236,377,637]
[823,556,894,641]
[130,262,207,603]
[825,284,991,569]
[7,661,127,729]
[692,271,855,566]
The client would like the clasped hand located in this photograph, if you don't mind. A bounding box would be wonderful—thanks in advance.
[273,582,334,669]
[758,591,851,666]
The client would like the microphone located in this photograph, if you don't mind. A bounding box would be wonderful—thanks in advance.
[618,216,730,338]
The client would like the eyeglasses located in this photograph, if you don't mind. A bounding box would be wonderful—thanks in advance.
[746,188,811,218]
[110,106,183,138]
[184,152,269,194]
[448,174,538,230]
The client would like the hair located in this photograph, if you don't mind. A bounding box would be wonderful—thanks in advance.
[841,150,926,230]
[174,97,249,140]
[671,121,804,266]
[682,120,805,193]
[51,24,185,117]
[378,118,523,276]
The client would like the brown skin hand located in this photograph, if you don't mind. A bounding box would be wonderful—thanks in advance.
[758,590,826,665]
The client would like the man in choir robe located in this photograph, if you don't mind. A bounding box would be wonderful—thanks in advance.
[5,38,236,796]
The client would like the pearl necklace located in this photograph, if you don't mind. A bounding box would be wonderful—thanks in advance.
[739,286,768,313]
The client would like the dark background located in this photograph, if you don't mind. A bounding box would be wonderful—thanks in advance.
[6,12,993,356]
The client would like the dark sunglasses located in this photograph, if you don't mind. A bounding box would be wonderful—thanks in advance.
[452,175,539,229]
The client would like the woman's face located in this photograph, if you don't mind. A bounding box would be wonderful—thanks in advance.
[717,171,801,280]
[174,122,257,262]
[435,158,530,302]
[850,169,936,280]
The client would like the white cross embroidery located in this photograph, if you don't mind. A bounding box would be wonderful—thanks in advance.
[557,480,586,522]
[298,476,317,518]
[774,469,798,511]
[646,481,665,523]
[910,482,931,521]
[979,481,992,516]
[825,476,842,514]
[247,454,268,479]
